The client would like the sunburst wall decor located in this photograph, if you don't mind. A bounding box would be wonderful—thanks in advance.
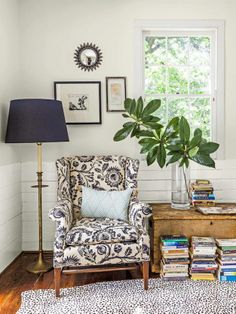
[74,43,103,72]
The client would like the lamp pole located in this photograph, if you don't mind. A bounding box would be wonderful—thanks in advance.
[26,143,52,274]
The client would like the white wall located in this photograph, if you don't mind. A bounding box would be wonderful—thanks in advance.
[16,0,236,250]
[0,0,22,272]
[18,0,236,161]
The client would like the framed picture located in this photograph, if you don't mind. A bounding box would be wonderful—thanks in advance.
[54,81,102,124]
[106,77,127,112]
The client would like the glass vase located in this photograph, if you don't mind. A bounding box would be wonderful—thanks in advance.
[171,162,191,210]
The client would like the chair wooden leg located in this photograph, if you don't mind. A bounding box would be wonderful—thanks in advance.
[142,261,149,290]
[54,268,61,297]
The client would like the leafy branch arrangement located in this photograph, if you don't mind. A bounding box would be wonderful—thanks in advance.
[113,97,219,168]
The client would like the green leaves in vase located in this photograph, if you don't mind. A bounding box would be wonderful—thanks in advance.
[113,97,219,169]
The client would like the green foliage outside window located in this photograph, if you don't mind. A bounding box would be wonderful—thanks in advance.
[144,35,211,140]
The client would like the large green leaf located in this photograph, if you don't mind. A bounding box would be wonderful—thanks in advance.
[139,138,157,145]
[198,142,219,154]
[142,116,160,123]
[113,125,134,141]
[123,122,135,128]
[139,137,159,154]
[135,97,144,118]
[140,143,158,154]
[131,125,140,138]
[142,99,161,117]
[130,99,136,115]
[167,117,179,130]
[184,158,189,168]
[122,113,129,118]
[179,116,190,143]
[190,153,216,168]
[188,146,199,158]
[166,144,182,152]
[146,146,158,166]
[156,144,166,168]
[194,128,202,137]
[124,98,133,114]
[166,152,182,166]
[189,133,202,149]
[143,122,162,129]
[138,130,154,137]
[163,117,180,139]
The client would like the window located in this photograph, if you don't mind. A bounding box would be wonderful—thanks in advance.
[144,33,213,139]
[134,20,224,158]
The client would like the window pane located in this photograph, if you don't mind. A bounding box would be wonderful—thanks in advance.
[143,33,214,141]
[189,37,210,66]
[145,37,166,65]
[145,66,166,94]
[190,98,211,139]
[168,97,189,120]
[167,67,188,94]
[189,66,210,94]
[167,37,188,65]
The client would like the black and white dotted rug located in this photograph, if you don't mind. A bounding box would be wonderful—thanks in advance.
[17,278,236,314]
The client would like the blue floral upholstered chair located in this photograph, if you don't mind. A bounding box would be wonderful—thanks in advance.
[49,156,152,297]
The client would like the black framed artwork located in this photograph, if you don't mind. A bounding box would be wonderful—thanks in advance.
[106,77,127,112]
[54,81,102,124]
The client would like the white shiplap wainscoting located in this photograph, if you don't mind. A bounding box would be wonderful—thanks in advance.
[21,160,236,251]
[0,163,22,273]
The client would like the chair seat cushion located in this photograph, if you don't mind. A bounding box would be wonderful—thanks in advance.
[65,217,138,246]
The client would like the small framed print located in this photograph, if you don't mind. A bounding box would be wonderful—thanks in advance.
[106,77,127,112]
[54,81,101,124]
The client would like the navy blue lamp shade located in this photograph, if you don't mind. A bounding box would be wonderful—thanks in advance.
[5,99,69,143]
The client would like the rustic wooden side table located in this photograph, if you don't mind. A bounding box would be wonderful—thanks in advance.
[150,203,236,273]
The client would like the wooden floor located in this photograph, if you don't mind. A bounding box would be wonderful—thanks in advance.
[0,253,156,314]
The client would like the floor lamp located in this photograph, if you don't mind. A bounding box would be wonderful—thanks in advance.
[5,99,69,274]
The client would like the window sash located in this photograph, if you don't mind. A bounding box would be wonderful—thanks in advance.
[143,31,216,142]
[134,19,225,159]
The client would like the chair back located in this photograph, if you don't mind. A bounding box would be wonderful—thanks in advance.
[56,155,139,219]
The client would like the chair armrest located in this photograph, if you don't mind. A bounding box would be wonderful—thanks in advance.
[49,199,73,232]
[129,199,152,231]
[48,199,73,267]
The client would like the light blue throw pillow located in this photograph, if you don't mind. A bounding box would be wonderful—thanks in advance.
[81,186,133,221]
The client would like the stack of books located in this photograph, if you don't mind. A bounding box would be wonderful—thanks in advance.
[216,239,236,281]
[191,180,215,206]
[190,237,218,281]
[160,235,190,281]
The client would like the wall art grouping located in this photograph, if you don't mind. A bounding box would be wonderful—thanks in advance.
[54,77,127,125]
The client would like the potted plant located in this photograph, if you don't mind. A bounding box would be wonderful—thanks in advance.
[113,97,219,209]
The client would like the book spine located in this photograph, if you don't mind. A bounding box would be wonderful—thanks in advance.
[162,250,188,254]
[192,194,215,200]
[219,268,236,272]
[161,242,188,246]
[220,276,236,281]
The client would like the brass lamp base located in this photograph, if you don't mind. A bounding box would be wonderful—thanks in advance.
[26,252,52,274]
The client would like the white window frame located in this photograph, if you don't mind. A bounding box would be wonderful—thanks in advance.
[134,20,225,159]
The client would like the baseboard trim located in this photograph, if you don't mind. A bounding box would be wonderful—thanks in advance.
[22,250,53,254]
[0,251,53,276]
[0,252,23,277]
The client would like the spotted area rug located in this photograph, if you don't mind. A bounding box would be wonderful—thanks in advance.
[17,278,236,314]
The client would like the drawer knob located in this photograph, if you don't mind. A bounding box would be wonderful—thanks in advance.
[210,221,213,225]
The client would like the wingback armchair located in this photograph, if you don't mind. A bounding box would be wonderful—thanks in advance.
[49,155,152,297]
